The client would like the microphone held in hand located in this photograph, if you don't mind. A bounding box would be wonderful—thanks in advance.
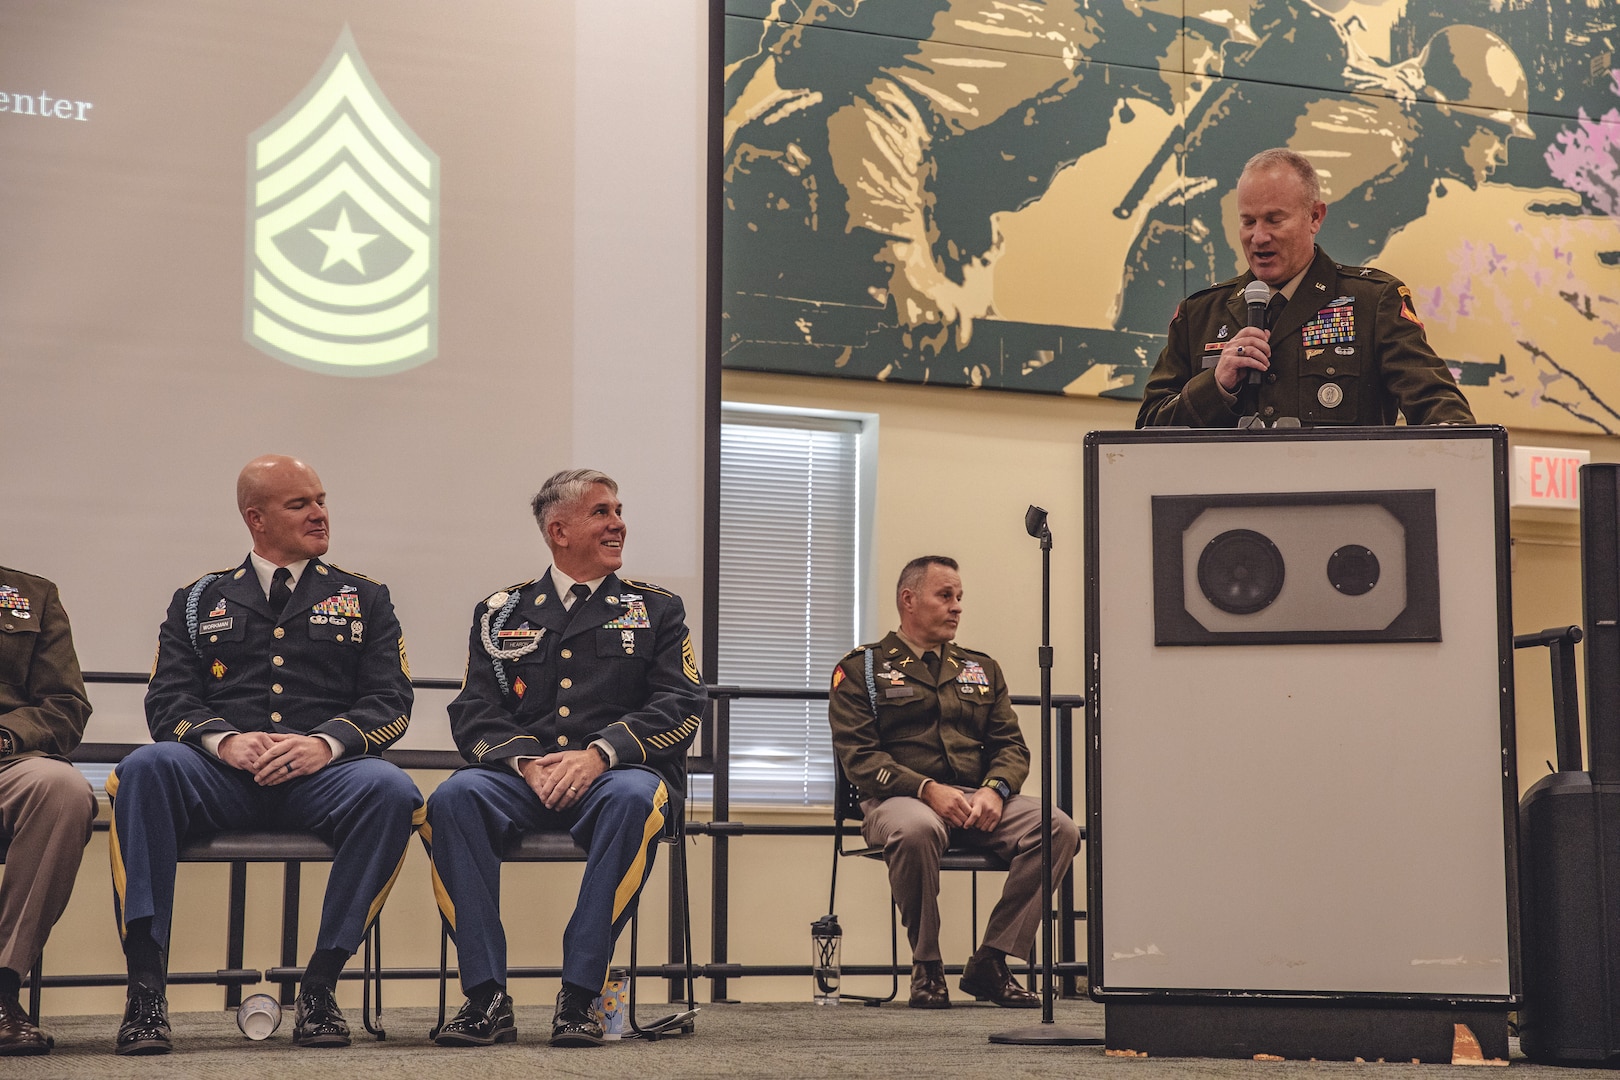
[1244,279,1272,329]
[1241,279,1273,386]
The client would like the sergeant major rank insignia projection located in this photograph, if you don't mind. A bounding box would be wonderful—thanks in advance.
[244,26,440,377]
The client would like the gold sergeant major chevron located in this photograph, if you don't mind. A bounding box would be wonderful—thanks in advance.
[244,26,439,376]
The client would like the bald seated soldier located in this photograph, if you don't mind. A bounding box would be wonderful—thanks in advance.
[0,567,96,1056]
[1137,147,1475,429]
[110,455,421,1055]
[829,556,1080,1009]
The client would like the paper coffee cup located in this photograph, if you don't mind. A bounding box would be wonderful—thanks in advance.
[237,994,283,1041]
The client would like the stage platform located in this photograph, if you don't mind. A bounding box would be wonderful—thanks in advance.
[6,1000,1611,1078]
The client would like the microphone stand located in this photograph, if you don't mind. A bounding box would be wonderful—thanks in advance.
[989,506,1103,1046]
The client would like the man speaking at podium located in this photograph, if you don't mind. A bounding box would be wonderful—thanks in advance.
[1136,148,1474,429]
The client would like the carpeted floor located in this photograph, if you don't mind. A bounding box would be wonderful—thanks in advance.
[8,1000,1614,1079]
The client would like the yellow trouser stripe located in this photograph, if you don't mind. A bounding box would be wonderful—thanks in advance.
[105,772,127,936]
[428,849,456,932]
[611,781,668,922]
[363,802,429,928]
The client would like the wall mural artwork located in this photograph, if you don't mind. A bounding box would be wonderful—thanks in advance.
[722,1,1620,434]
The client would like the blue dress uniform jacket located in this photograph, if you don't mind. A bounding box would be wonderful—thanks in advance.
[145,556,412,756]
[446,570,704,791]
[828,632,1029,801]
[1137,246,1475,429]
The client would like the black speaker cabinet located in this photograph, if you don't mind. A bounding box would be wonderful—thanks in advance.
[1085,427,1517,1059]
[1581,463,1620,784]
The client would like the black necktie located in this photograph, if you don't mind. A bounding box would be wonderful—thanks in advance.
[923,650,940,679]
[1266,293,1287,330]
[269,567,293,617]
[570,583,592,609]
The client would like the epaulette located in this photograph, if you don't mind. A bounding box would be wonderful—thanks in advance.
[1336,262,1395,282]
[1185,274,1245,302]
[486,579,537,605]
[839,643,877,664]
[191,567,237,587]
[323,562,382,585]
[620,577,675,598]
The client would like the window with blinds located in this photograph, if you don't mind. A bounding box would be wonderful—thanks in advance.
[715,405,873,806]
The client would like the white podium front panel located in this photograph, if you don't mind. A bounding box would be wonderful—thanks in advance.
[1085,427,1516,1002]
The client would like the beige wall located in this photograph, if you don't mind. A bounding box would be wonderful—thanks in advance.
[24,369,1620,1016]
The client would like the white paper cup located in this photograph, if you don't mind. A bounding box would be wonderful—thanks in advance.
[237,994,283,1041]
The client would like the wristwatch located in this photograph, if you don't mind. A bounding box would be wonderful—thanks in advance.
[982,777,1011,800]
[0,729,14,757]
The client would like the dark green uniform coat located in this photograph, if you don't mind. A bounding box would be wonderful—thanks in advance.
[1137,246,1475,429]
[0,567,90,762]
[828,631,1028,801]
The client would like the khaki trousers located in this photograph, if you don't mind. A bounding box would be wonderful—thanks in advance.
[0,757,96,977]
[861,790,1079,963]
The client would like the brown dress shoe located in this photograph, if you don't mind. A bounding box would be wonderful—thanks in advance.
[908,960,950,1009]
[959,949,1040,1008]
[0,993,50,1056]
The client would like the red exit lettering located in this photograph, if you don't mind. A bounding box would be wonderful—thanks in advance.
[1530,455,1581,501]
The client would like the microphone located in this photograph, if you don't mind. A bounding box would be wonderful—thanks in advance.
[1244,279,1272,329]
[1241,279,1272,387]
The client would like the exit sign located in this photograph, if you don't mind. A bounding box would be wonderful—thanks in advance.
[1512,445,1590,509]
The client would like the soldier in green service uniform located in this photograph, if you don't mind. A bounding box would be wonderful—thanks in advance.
[828,556,1079,1010]
[1137,147,1475,429]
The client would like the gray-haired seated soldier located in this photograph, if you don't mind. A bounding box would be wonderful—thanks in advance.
[425,469,705,1047]
[828,556,1079,1008]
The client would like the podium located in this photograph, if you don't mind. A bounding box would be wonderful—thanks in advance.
[1083,426,1518,1061]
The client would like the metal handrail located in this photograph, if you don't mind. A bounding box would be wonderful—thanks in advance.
[68,673,1085,1000]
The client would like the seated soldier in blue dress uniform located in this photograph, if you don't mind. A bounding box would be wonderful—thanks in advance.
[109,455,422,1055]
[424,468,705,1048]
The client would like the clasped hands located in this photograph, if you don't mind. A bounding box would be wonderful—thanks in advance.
[520,749,607,811]
[219,731,333,786]
[921,781,1004,832]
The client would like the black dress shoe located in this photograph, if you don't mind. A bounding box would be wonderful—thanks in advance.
[292,987,351,1048]
[908,960,950,1009]
[0,993,49,1056]
[959,949,1039,1008]
[549,984,604,1048]
[116,986,172,1055]
[434,990,516,1047]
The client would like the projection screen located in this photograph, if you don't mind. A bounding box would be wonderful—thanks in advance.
[0,1,709,748]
